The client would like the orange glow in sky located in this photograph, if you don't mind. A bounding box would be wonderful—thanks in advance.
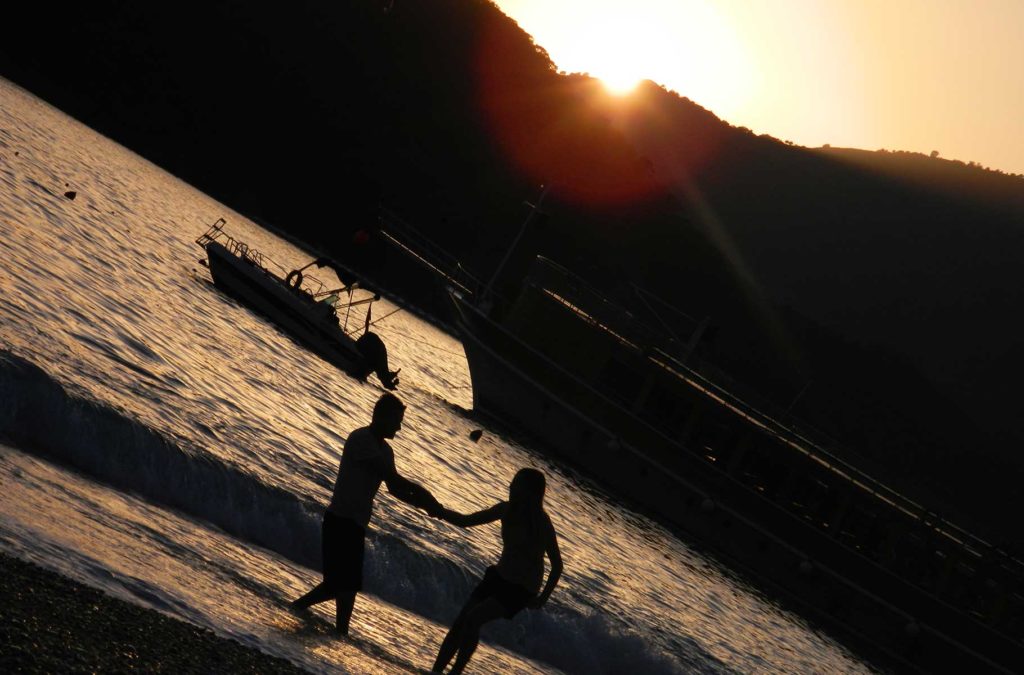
[494,0,1024,175]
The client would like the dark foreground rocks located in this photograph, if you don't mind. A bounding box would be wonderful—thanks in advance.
[0,552,309,674]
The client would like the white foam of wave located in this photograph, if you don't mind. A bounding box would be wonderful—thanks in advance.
[0,348,691,673]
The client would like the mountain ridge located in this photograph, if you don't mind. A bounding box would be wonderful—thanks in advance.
[2,0,1022,546]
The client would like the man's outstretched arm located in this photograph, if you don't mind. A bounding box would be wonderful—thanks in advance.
[385,471,443,516]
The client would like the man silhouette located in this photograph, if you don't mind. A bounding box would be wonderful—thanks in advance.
[290,392,442,634]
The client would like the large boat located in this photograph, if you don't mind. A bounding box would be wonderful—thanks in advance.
[195,219,398,389]
[447,254,1024,673]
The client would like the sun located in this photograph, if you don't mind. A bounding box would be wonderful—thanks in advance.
[598,68,642,96]
[561,11,650,97]
[501,0,754,113]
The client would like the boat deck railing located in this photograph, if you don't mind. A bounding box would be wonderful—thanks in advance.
[527,257,1023,576]
[379,207,486,298]
[196,218,341,300]
[196,218,273,270]
[526,257,700,359]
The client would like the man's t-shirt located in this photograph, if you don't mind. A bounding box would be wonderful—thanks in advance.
[327,426,395,527]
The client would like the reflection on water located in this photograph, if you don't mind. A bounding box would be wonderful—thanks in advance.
[0,78,873,674]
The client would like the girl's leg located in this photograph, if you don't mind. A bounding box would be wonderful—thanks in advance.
[449,598,507,675]
[431,600,476,672]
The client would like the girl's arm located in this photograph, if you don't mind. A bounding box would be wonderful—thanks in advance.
[441,501,506,527]
[532,516,563,608]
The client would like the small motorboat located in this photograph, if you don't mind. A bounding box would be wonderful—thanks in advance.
[195,218,399,389]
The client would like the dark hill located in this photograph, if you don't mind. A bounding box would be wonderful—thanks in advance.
[2,0,1022,547]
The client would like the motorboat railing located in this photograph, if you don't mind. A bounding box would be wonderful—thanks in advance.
[196,218,271,269]
[196,218,375,333]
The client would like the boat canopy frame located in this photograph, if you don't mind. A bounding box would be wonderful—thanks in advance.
[196,218,380,335]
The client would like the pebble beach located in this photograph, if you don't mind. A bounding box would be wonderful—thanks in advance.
[0,553,309,674]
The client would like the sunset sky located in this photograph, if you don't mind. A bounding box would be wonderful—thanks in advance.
[495,0,1024,176]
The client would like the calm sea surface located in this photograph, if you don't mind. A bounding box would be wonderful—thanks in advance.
[0,79,875,673]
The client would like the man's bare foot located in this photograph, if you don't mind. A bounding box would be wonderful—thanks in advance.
[287,600,311,617]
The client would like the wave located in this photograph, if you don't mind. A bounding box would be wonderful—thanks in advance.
[0,350,695,673]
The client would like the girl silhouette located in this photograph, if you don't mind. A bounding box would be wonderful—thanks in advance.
[430,468,562,674]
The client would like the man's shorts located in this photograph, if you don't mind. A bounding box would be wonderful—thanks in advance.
[322,512,366,592]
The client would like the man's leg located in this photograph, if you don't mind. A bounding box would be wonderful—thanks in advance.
[331,516,365,636]
[292,515,337,611]
[335,590,357,635]
[291,581,335,610]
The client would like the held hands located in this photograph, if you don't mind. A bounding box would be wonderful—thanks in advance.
[438,507,462,523]
[422,495,445,518]
[425,505,461,524]
[430,506,458,522]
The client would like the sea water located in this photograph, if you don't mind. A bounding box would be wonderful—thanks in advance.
[0,78,876,674]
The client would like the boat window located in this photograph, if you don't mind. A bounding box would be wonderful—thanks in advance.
[597,357,644,407]
[640,383,684,433]
[1004,592,1024,636]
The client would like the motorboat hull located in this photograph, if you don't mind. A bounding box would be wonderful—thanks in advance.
[204,241,368,378]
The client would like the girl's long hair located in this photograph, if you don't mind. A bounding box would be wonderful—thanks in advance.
[508,468,546,511]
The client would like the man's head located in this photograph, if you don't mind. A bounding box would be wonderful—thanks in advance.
[371,393,406,439]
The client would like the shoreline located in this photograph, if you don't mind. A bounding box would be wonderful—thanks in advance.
[0,552,310,674]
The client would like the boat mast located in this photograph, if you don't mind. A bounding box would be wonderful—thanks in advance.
[480,184,551,310]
